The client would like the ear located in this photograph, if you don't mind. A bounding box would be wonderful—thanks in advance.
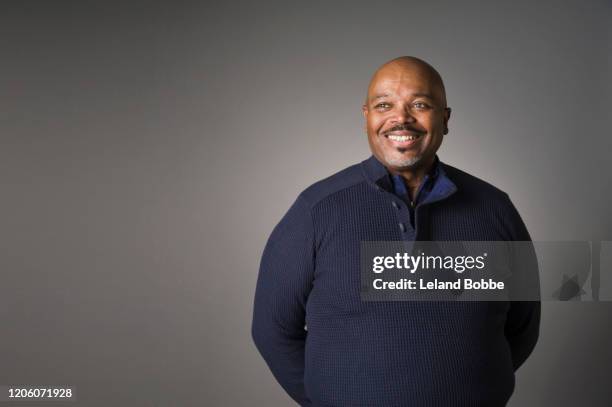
[362,104,369,132]
[443,107,451,134]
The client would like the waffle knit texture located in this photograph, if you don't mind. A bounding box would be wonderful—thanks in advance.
[252,155,540,407]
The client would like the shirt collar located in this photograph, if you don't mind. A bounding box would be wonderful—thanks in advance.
[390,157,440,203]
[360,154,458,205]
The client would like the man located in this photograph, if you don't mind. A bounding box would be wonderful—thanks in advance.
[252,56,540,406]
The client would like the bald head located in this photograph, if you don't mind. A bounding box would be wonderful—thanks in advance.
[362,56,451,176]
[365,56,447,107]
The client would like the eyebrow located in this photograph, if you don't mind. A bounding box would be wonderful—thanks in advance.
[368,92,435,103]
[369,93,389,102]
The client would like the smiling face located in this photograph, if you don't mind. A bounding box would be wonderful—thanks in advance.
[362,57,451,174]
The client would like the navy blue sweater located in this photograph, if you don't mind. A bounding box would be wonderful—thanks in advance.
[252,155,540,407]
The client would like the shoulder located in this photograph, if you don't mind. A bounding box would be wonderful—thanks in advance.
[441,162,511,205]
[441,162,530,239]
[298,161,367,208]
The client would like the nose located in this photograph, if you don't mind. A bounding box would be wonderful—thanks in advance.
[390,104,416,124]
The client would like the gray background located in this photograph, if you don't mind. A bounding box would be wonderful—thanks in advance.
[1,0,611,406]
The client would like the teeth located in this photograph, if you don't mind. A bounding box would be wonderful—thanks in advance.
[388,134,418,142]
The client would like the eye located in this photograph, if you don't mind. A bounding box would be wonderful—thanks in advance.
[413,101,430,110]
[374,102,391,110]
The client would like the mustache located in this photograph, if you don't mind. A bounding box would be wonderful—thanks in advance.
[382,124,424,136]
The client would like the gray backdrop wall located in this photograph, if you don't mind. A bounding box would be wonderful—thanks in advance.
[1,1,611,406]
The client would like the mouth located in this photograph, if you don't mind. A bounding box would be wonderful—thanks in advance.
[384,131,423,147]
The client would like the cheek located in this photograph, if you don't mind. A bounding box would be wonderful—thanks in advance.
[423,115,444,132]
[367,115,386,134]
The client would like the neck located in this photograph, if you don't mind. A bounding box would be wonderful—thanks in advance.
[389,156,436,201]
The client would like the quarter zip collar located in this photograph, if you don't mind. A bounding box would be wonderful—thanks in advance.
[360,154,458,205]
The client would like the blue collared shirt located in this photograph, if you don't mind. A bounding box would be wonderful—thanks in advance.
[390,156,442,227]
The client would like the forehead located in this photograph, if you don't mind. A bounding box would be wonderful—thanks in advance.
[367,65,442,103]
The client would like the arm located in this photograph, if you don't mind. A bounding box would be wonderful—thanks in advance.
[503,195,541,371]
[505,300,540,371]
[251,194,315,406]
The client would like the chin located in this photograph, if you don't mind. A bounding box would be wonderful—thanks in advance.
[384,154,423,169]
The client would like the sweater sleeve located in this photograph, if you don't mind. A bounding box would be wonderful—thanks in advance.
[251,194,315,406]
[502,195,541,372]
